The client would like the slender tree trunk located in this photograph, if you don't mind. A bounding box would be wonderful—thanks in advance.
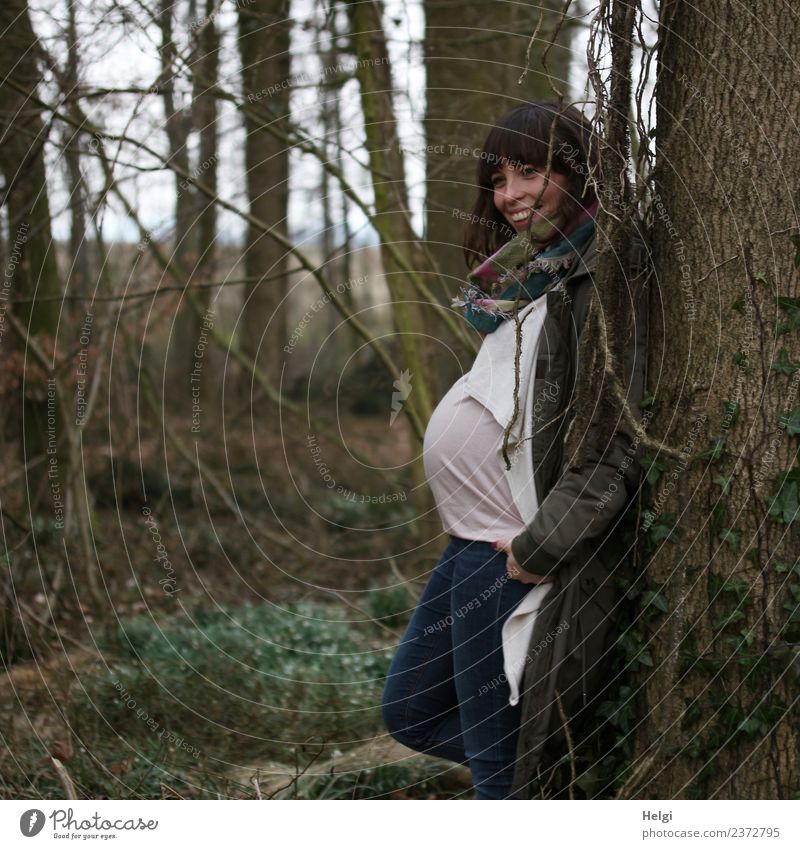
[237,0,291,393]
[631,0,800,798]
[345,0,444,542]
[191,0,219,291]
[158,0,196,274]
[346,0,440,417]
[62,0,92,292]
[158,0,205,391]
[316,7,356,352]
[175,0,221,424]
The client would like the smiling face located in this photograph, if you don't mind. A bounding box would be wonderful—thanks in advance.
[491,161,569,241]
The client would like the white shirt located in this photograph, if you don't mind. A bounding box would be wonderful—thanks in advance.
[424,297,554,705]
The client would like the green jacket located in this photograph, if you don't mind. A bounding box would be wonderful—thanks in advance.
[508,233,649,797]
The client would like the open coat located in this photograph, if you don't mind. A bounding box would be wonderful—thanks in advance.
[508,233,650,797]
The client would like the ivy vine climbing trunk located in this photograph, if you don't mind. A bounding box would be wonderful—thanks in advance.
[631,0,800,799]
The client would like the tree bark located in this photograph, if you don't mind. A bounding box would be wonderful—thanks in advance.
[170,0,221,404]
[0,0,63,475]
[61,0,92,292]
[632,0,800,798]
[345,0,446,541]
[237,0,291,393]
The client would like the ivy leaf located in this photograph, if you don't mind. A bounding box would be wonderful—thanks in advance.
[772,348,799,376]
[777,296,800,334]
[711,499,728,532]
[778,406,800,436]
[722,579,750,604]
[783,601,800,623]
[737,715,765,735]
[767,469,800,524]
[774,559,800,575]
[714,608,746,630]
[642,454,670,486]
[649,514,680,543]
[642,588,669,613]
[640,390,657,409]
[713,474,733,495]
[790,233,800,269]
[721,400,739,427]
[707,572,724,599]
[697,437,727,461]
[719,527,742,553]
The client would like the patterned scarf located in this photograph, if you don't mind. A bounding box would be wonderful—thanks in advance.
[452,212,596,334]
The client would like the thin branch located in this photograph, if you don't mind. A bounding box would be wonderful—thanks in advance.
[4,77,426,441]
[10,273,302,305]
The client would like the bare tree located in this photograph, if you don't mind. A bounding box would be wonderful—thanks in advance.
[237,0,291,392]
[0,0,63,472]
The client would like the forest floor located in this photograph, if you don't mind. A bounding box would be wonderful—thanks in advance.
[0,409,471,799]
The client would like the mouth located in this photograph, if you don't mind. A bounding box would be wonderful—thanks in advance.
[510,208,542,226]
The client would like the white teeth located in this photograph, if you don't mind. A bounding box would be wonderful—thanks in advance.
[510,210,530,221]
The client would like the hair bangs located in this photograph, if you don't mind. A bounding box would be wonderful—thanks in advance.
[477,111,558,188]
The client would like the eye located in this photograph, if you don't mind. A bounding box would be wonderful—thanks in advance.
[520,164,540,178]
[490,173,505,188]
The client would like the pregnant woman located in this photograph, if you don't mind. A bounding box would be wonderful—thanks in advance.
[381,101,647,799]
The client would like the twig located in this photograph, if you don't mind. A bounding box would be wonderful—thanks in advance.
[554,689,576,800]
[159,781,186,799]
[615,740,663,799]
[315,587,404,641]
[388,555,425,588]
[9,272,302,305]
[693,254,739,286]
[265,741,327,800]
[13,599,97,652]
[0,455,45,489]
[50,756,78,799]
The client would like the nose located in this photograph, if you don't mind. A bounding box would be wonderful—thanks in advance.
[504,172,527,201]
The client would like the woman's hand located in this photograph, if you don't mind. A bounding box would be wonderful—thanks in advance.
[493,538,554,585]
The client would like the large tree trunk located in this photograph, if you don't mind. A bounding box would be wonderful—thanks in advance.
[237,0,291,393]
[0,0,63,481]
[631,0,800,798]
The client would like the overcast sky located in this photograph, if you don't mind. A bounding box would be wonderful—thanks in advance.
[34,0,653,248]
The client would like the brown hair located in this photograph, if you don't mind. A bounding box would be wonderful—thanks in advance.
[462,101,599,268]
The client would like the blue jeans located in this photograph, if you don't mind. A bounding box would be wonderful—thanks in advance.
[381,536,533,799]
